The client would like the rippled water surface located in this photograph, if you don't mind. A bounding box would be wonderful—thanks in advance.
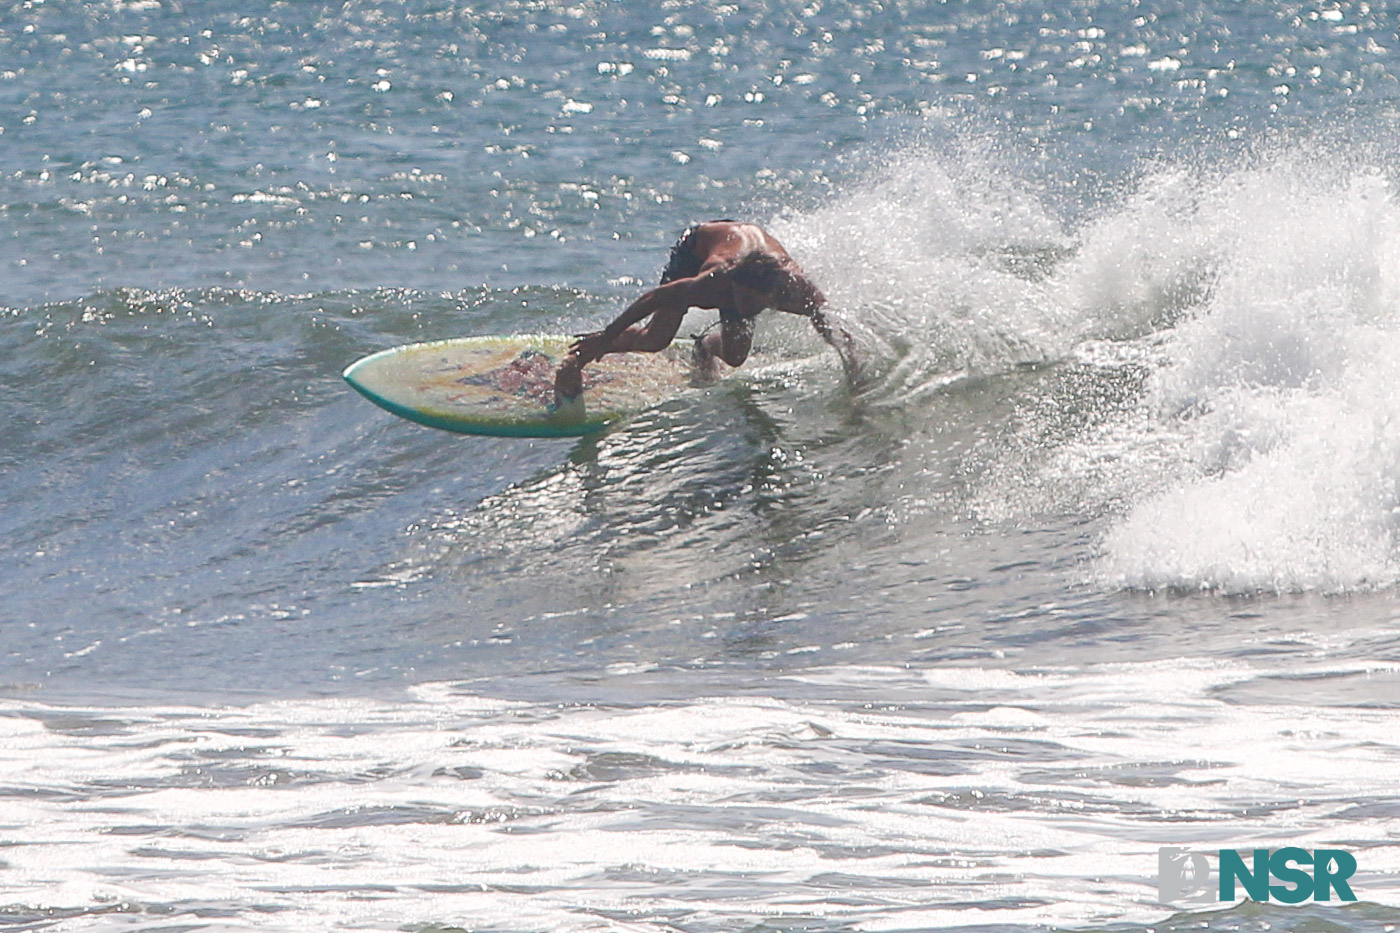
[4,1,1400,930]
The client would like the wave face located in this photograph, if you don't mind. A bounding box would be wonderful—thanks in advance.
[6,135,1400,706]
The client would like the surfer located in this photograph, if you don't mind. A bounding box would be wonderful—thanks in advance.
[553,221,859,404]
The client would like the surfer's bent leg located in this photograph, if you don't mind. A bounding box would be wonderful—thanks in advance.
[697,310,752,369]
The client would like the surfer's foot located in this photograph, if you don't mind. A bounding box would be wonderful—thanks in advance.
[690,333,720,386]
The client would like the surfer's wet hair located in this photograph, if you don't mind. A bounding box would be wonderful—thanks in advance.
[729,251,789,291]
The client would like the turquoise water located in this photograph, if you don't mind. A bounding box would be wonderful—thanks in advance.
[4,1,1400,930]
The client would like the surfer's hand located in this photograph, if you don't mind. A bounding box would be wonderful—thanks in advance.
[569,330,611,364]
[554,354,584,401]
[840,345,864,387]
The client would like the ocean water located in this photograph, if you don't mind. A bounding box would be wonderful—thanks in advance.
[4,1,1400,930]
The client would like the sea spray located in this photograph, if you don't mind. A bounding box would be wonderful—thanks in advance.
[802,135,1400,594]
[769,136,1075,390]
[1012,145,1400,593]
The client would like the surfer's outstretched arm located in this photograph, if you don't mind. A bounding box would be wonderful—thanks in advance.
[584,281,693,354]
[555,277,711,402]
[805,307,861,383]
[572,276,716,363]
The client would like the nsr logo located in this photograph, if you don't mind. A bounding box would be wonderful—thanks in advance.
[1159,847,1358,905]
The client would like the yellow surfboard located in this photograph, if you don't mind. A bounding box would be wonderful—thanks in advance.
[343,335,695,437]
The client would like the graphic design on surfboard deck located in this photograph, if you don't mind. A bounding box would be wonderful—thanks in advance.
[343,334,696,437]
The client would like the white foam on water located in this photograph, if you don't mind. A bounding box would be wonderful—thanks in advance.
[808,134,1400,594]
[5,661,1400,931]
[1082,153,1400,593]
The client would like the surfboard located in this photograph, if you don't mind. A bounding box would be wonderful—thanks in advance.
[343,334,696,437]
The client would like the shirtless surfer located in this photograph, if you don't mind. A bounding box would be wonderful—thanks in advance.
[554,221,858,405]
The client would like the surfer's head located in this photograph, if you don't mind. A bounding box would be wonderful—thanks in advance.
[729,251,786,290]
[731,251,824,314]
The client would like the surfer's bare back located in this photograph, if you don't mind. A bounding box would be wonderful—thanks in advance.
[554,221,859,404]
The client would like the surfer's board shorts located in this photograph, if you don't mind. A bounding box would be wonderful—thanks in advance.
[660,219,742,284]
[661,220,748,324]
